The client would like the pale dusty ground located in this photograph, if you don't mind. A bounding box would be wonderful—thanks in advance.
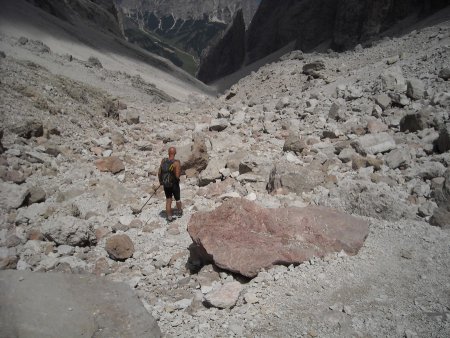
[0,2,450,338]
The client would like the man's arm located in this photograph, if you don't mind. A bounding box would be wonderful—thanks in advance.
[174,160,181,180]
[158,159,163,184]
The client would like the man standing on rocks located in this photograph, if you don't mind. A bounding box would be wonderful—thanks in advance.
[158,147,182,222]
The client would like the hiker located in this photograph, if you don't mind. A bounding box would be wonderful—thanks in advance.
[158,146,182,222]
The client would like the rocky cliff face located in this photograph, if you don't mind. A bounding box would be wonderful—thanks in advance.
[27,0,123,37]
[198,0,449,83]
[196,9,246,84]
[117,0,258,26]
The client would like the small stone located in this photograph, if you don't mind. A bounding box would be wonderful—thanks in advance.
[438,68,450,81]
[105,234,135,261]
[400,249,413,259]
[308,329,318,337]
[28,186,46,204]
[406,78,425,100]
[244,292,259,304]
[204,281,242,309]
[374,94,391,110]
[95,156,125,174]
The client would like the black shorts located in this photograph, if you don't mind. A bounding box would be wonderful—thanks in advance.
[163,183,180,201]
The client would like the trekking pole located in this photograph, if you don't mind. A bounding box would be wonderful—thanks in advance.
[134,185,161,214]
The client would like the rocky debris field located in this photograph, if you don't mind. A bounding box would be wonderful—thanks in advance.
[1,18,450,338]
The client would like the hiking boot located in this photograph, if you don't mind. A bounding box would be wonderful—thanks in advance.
[175,209,183,217]
[167,215,174,222]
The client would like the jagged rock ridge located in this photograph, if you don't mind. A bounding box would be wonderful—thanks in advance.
[196,9,246,84]
[198,0,449,83]
[26,0,123,37]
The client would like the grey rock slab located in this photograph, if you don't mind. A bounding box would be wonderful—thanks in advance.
[283,133,307,153]
[322,179,416,221]
[351,132,396,155]
[406,78,425,100]
[438,68,450,81]
[209,119,229,132]
[28,186,46,204]
[24,151,52,164]
[198,158,227,186]
[267,162,325,195]
[57,245,75,256]
[125,111,140,125]
[72,195,109,219]
[374,93,391,110]
[0,182,29,210]
[436,123,450,154]
[385,148,412,169]
[381,66,406,92]
[406,161,446,180]
[0,270,161,338]
[42,215,96,246]
[338,147,357,163]
[431,92,450,107]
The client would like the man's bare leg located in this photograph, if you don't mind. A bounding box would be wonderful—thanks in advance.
[175,200,182,216]
[166,198,173,219]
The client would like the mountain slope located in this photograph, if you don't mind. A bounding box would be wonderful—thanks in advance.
[0,0,213,101]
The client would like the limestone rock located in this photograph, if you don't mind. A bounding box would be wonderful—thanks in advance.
[381,66,406,92]
[430,208,450,229]
[72,195,109,219]
[283,134,307,153]
[322,179,416,221]
[4,170,25,184]
[406,78,425,100]
[0,182,29,210]
[303,60,325,78]
[438,68,450,81]
[181,134,209,174]
[431,92,450,107]
[0,129,4,154]
[436,123,450,154]
[11,120,43,139]
[374,93,391,110]
[385,148,411,169]
[0,256,19,270]
[209,119,229,132]
[367,119,388,134]
[351,132,396,155]
[198,158,227,187]
[28,186,46,204]
[125,111,140,125]
[400,112,430,132]
[188,198,369,278]
[204,281,242,309]
[0,270,161,337]
[95,156,125,174]
[106,234,135,261]
[42,216,96,246]
[267,162,325,195]
[430,169,450,229]
[407,161,446,180]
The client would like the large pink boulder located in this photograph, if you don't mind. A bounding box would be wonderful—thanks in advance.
[188,198,369,278]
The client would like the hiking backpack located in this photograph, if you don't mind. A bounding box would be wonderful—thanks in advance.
[160,159,175,188]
